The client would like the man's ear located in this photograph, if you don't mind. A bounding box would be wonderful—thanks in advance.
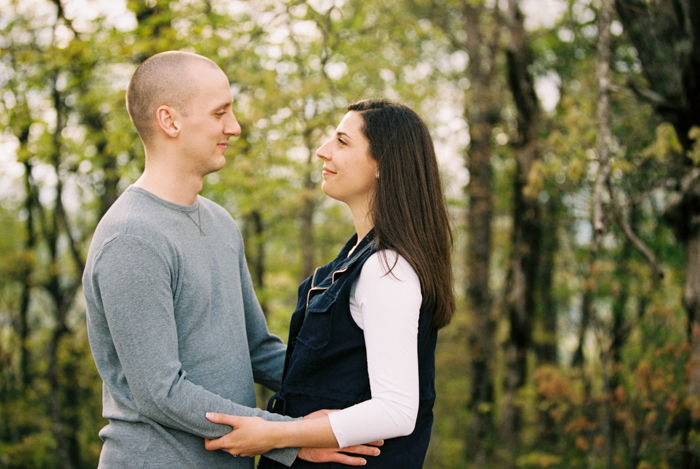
[156,105,180,137]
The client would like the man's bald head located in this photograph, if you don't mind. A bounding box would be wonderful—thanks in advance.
[126,51,222,143]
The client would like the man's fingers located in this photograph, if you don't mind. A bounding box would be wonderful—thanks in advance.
[297,447,368,464]
[326,453,368,466]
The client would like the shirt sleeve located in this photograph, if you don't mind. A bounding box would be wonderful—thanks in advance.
[235,227,287,392]
[327,251,421,448]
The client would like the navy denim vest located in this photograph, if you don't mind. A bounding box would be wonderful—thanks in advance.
[259,231,438,469]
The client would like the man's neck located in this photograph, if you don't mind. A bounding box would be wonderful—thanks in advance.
[134,165,203,206]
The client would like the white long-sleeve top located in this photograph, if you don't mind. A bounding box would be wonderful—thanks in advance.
[327,251,422,448]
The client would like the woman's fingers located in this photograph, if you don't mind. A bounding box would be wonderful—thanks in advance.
[204,413,242,452]
[204,434,230,451]
[204,414,272,456]
[206,412,240,426]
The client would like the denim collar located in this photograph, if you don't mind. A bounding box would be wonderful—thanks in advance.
[313,230,376,289]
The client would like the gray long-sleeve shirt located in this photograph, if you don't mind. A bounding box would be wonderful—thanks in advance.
[83,185,297,468]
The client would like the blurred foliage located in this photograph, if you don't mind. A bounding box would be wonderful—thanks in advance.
[0,0,696,468]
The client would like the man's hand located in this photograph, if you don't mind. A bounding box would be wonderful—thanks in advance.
[298,443,382,466]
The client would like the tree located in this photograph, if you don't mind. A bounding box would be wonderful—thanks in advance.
[614,0,700,466]
[500,0,543,461]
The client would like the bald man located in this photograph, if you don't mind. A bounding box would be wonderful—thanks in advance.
[82,52,375,468]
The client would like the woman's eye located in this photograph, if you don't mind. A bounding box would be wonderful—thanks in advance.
[338,138,347,145]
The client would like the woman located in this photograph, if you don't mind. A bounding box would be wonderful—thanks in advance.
[206,99,455,468]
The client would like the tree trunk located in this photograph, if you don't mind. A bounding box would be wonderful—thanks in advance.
[300,132,317,280]
[536,197,559,446]
[463,3,499,466]
[501,0,542,461]
[536,198,559,366]
[43,70,82,469]
[245,211,267,315]
[242,210,273,406]
[47,324,74,469]
[595,2,615,465]
[683,233,700,468]
[593,0,613,239]
[100,148,119,217]
[20,147,34,390]
[615,0,700,149]
[572,274,594,368]
[608,211,634,466]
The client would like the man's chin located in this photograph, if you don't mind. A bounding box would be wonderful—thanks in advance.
[205,157,227,175]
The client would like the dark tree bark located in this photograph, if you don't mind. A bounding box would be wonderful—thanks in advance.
[300,129,318,281]
[594,3,615,465]
[535,196,560,367]
[243,210,271,406]
[462,3,500,466]
[19,137,34,391]
[82,110,119,217]
[535,197,560,446]
[501,0,542,461]
[572,278,594,368]
[43,70,82,469]
[614,1,700,466]
[243,211,267,315]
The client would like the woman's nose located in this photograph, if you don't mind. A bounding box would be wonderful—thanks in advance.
[316,140,331,160]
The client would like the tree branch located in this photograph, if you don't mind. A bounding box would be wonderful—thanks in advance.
[609,184,665,280]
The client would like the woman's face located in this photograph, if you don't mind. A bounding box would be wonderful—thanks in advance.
[316,111,378,209]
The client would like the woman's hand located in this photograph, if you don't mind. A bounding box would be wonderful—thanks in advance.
[204,412,277,457]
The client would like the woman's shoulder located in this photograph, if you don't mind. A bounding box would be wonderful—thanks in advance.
[363,250,419,284]
[354,250,423,312]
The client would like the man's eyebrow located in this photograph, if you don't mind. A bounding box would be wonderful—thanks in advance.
[212,101,232,111]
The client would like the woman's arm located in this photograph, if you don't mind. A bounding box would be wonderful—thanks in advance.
[204,412,337,454]
[328,251,422,447]
[204,412,382,464]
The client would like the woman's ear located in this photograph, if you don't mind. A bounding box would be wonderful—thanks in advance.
[156,105,180,137]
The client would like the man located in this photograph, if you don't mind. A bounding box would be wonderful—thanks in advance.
[83,51,375,468]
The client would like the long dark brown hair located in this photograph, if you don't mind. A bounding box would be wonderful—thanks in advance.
[348,99,455,329]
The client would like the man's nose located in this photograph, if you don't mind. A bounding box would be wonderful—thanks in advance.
[226,112,241,137]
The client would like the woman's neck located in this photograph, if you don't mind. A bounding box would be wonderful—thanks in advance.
[349,202,374,242]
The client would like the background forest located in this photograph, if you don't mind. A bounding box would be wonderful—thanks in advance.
[1,0,699,468]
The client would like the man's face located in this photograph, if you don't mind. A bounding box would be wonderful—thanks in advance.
[176,65,241,176]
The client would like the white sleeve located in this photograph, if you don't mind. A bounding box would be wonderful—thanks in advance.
[327,251,421,448]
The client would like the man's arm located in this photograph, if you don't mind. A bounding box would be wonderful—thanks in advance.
[90,234,295,434]
[235,227,287,392]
